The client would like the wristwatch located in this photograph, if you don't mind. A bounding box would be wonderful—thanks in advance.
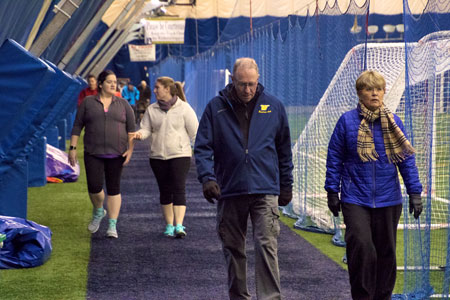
[69,145,77,150]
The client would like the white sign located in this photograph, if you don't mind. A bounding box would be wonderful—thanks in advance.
[128,44,156,62]
[143,19,185,44]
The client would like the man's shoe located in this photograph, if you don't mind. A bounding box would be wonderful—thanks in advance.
[175,225,186,239]
[106,225,118,238]
[88,209,106,233]
[164,224,175,237]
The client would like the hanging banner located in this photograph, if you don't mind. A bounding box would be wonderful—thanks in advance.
[143,18,185,44]
[128,44,156,62]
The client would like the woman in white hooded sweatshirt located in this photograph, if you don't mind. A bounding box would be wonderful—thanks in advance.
[134,76,198,238]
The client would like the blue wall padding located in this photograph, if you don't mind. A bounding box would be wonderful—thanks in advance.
[0,39,82,218]
[0,39,57,163]
[65,112,75,139]
[27,137,47,188]
[0,159,28,219]
[45,126,59,149]
[37,60,82,136]
[23,60,81,158]
[57,119,67,150]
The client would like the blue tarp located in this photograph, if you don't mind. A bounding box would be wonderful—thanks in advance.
[0,215,52,269]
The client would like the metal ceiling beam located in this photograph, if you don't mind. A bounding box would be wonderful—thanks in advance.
[82,0,146,78]
[25,0,53,50]
[75,0,137,76]
[29,0,84,57]
[58,0,115,70]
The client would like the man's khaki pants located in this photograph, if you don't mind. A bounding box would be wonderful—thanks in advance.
[217,194,281,300]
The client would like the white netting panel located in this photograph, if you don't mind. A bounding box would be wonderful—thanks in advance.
[290,42,406,231]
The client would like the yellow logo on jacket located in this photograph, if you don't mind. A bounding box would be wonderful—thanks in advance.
[259,104,271,113]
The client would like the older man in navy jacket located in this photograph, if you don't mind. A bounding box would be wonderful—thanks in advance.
[194,57,293,300]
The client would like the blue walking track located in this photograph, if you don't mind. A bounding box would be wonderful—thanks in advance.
[86,141,351,300]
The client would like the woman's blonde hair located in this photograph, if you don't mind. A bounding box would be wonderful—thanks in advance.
[355,70,386,92]
[156,76,186,101]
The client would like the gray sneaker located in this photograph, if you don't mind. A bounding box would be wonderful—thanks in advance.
[88,209,106,233]
[106,225,118,238]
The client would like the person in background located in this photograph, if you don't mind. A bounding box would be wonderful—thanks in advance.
[133,76,198,238]
[325,70,423,300]
[115,85,122,97]
[77,74,97,107]
[194,57,293,300]
[143,66,150,85]
[122,83,140,122]
[118,80,127,94]
[137,80,151,124]
[69,70,136,239]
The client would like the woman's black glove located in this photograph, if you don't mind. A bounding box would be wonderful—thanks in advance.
[278,187,293,206]
[327,192,340,217]
[409,194,423,219]
[202,181,221,204]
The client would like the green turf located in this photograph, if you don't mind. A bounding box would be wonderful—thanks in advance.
[0,126,446,298]
[0,140,91,300]
[280,215,348,269]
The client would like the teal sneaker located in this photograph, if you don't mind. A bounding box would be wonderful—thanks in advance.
[106,225,118,238]
[175,225,186,239]
[88,209,106,233]
[164,224,175,237]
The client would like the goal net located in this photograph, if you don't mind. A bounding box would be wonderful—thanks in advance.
[287,41,407,233]
[288,32,450,238]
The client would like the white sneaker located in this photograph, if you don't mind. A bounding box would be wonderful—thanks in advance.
[88,209,106,233]
[106,225,118,238]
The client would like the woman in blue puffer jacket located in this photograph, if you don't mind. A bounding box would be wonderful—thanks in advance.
[324,70,423,300]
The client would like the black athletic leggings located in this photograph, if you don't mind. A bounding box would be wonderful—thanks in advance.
[149,157,190,205]
[84,153,125,195]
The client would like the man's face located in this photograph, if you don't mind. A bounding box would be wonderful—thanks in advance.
[232,67,259,103]
[88,77,97,90]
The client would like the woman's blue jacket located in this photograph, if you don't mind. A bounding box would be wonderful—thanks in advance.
[324,109,422,208]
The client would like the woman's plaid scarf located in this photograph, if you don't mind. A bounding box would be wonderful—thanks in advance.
[357,101,415,163]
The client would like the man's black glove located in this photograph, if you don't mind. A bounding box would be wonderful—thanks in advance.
[278,187,293,206]
[327,192,340,217]
[409,194,423,219]
[203,181,221,204]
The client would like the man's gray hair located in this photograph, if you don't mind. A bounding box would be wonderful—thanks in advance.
[233,57,259,75]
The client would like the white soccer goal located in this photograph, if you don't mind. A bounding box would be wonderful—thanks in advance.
[288,42,406,232]
[288,32,450,237]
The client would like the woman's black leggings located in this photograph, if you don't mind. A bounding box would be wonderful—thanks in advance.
[150,157,190,205]
[84,153,125,195]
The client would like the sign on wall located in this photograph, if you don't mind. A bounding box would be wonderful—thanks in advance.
[143,18,185,44]
[128,44,156,62]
